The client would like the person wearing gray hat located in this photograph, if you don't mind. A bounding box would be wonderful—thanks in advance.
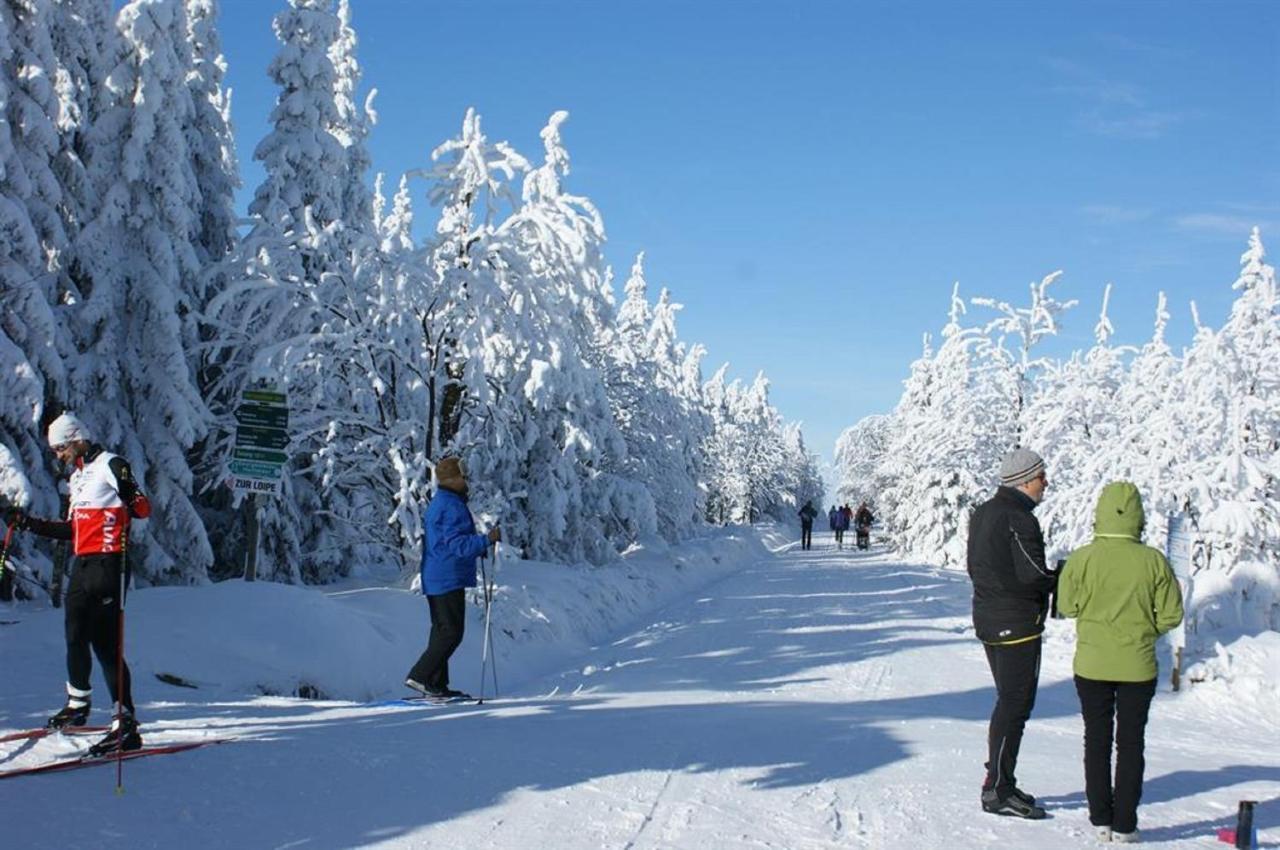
[967,446,1057,819]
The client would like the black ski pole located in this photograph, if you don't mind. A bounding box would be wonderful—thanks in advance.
[0,520,15,588]
[0,520,45,598]
[114,535,129,795]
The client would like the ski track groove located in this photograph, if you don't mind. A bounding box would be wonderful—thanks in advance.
[620,766,678,850]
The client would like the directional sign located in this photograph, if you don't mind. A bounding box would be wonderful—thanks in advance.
[235,406,289,430]
[242,390,286,405]
[235,425,289,451]
[231,387,288,499]
[232,476,281,497]
[232,447,288,465]
[230,459,284,479]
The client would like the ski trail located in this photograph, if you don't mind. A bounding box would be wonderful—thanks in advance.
[4,542,1277,849]
[620,765,677,850]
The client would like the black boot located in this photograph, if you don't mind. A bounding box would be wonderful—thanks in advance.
[981,788,1046,819]
[47,700,91,729]
[87,712,142,757]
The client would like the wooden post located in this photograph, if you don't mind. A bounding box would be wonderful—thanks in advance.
[244,494,260,582]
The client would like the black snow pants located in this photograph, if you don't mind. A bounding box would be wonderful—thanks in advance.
[800,522,813,550]
[407,588,467,690]
[1074,676,1157,834]
[65,553,134,714]
[982,637,1041,796]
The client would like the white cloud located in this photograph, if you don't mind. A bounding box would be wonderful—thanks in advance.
[1080,204,1154,225]
[1044,56,1191,140]
[1174,213,1276,238]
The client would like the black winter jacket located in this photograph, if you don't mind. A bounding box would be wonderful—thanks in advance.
[966,486,1057,644]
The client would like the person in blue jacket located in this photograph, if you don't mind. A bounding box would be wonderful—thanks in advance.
[405,456,500,698]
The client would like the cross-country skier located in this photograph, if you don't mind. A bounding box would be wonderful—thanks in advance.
[797,501,817,551]
[405,457,500,699]
[966,447,1057,820]
[855,502,873,550]
[3,413,151,756]
[833,504,850,549]
[1056,481,1184,843]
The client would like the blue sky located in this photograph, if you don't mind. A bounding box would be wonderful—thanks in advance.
[215,0,1280,473]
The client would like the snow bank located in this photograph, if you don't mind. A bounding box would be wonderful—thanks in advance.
[1,525,776,713]
[1183,631,1280,700]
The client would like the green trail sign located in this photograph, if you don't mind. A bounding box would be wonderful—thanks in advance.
[235,425,289,451]
[231,387,289,499]
[235,405,289,430]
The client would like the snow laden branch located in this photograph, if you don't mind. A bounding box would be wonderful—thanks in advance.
[839,229,1280,644]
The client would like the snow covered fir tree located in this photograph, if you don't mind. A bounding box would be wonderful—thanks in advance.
[836,227,1280,655]
[0,0,823,594]
[0,2,1277,844]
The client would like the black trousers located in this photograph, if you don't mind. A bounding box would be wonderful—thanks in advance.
[801,523,813,550]
[982,638,1041,795]
[1074,676,1157,834]
[835,529,845,545]
[65,554,133,713]
[407,589,467,690]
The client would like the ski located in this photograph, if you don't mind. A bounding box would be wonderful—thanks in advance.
[367,694,477,709]
[0,725,109,745]
[0,739,229,780]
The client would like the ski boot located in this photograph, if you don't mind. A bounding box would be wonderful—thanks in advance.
[47,699,91,729]
[87,712,142,757]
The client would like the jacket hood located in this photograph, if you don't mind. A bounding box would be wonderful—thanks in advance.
[1093,481,1145,540]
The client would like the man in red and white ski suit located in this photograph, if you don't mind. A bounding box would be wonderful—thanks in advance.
[7,412,151,753]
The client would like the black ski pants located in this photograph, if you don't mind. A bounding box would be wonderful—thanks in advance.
[408,588,467,690]
[65,553,133,713]
[982,637,1041,796]
[1074,676,1157,834]
[800,522,813,550]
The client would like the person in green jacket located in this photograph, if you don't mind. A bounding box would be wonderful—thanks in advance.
[1057,481,1184,844]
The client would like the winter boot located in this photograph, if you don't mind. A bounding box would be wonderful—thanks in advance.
[405,678,448,699]
[1111,830,1140,843]
[87,711,142,757]
[47,699,91,729]
[1010,787,1037,806]
[981,787,1047,819]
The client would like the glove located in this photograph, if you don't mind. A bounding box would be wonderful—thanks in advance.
[3,509,25,530]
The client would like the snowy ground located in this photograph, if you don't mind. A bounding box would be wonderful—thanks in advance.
[2,532,1276,849]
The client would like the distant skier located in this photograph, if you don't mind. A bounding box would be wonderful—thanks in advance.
[3,413,151,756]
[827,505,838,535]
[405,456,500,699]
[855,502,873,550]
[798,501,817,551]
[1056,482,1184,844]
[967,447,1057,820]
[833,504,850,549]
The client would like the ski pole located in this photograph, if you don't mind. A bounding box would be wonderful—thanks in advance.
[0,520,15,588]
[477,545,499,703]
[486,542,499,697]
[0,521,45,596]
[115,534,128,795]
[478,552,491,703]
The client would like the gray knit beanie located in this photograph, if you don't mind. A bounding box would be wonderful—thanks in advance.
[999,447,1045,487]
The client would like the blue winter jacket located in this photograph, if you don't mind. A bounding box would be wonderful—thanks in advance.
[420,487,489,596]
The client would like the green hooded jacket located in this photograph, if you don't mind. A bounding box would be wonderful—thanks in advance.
[1057,481,1184,682]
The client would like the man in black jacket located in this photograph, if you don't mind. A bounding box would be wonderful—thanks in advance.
[967,447,1057,820]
